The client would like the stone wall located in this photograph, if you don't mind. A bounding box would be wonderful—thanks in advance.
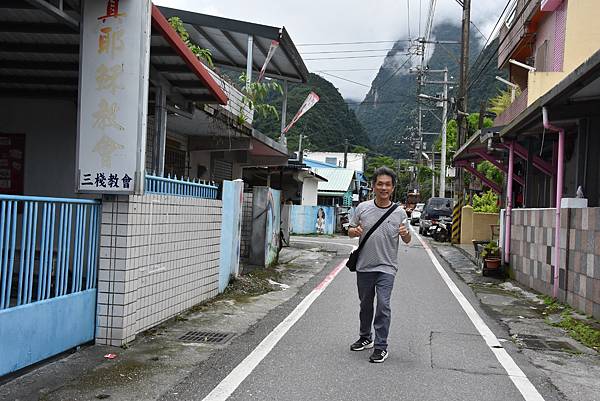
[510,207,600,319]
[96,194,222,345]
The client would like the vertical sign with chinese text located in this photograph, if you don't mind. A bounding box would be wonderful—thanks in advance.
[77,0,151,193]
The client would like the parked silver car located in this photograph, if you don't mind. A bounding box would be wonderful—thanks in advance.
[410,203,425,225]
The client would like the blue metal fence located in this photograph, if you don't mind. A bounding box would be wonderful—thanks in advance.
[145,174,218,199]
[0,195,101,310]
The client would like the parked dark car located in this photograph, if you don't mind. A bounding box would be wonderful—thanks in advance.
[419,197,453,236]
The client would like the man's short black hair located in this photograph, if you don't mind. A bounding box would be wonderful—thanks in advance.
[372,166,397,187]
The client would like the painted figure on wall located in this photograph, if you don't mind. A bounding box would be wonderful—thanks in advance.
[316,207,326,234]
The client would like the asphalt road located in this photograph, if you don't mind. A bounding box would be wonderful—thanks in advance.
[163,235,562,401]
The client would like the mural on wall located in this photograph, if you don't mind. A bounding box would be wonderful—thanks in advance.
[289,205,335,235]
[316,207,326,234]
[265,189,281,267]
[250,187,282,268]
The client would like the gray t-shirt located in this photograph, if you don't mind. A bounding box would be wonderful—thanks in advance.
[349,200,408,275]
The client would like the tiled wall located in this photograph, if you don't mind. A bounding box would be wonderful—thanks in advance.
[240,192,253,261]
[510,207,600,319]
[96,194,222,345]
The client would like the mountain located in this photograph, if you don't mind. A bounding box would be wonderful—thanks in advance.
[252,73,371,154]
[356,22,505,159]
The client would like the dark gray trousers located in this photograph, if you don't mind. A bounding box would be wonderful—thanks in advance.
[357,271,395,350]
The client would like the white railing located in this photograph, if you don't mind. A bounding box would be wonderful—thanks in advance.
[206,69,254,124]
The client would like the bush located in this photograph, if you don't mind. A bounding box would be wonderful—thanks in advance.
[472,190,500,213]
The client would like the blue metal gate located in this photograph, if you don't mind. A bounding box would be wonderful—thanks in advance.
[0,195,100,376]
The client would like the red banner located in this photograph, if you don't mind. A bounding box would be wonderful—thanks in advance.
[283,92,320,134]
[257,40,279,83]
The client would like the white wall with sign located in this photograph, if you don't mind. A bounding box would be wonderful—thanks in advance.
[76,0,151,193]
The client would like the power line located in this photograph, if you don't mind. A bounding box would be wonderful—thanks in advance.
[407,0,411,40]
[376,54,415,88]
[467,0,530,91]
[316,67,401,72]
[297,40,411,46]
[304,54,406,61]
[316,71,371,88]
[467,0,512,83]
[300,48,396,55]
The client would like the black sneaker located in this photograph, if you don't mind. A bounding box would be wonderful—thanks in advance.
[369,349,388,363]
[350,337,374,351]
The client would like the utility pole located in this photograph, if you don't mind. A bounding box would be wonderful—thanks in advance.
[297,134,304,163]
[456,0,471,198]
[343,138,348,168]
[440,67,449,197]
[418,105,422,166]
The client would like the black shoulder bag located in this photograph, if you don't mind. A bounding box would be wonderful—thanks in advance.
[346,203,399,272]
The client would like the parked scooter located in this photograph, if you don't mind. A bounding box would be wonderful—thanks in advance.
[339,211,350,234]
[429,216,452,242]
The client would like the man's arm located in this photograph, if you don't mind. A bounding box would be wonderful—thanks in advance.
[399,217,411,244]
[348,205,363,238]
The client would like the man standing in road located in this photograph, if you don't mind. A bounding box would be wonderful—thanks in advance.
[348,166,411,363]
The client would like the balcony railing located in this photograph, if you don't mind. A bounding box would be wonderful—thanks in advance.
[494,87,529,127]
[145,174,218,199]
[206,69,254,124]
[498,0,541,68]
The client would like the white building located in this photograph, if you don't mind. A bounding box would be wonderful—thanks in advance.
[304,152,365,172]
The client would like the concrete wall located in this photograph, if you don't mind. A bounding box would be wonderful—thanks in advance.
[288,205,335,235]
[249,187,281,268]
[96,194,222,345]
[510,207,600,319]
[219,180,243,292]
[460,206,500,244]
[301,178,318,205]
[0,98,78,198]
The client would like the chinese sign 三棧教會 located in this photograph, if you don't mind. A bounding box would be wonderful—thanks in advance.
[76,0,150,192]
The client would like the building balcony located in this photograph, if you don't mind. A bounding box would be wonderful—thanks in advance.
[206,68,254,125]
[493,87,529,126]
[498,0,541,68]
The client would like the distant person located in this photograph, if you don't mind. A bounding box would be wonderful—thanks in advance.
[348,166,411,363]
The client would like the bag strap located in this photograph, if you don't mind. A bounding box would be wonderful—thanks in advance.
[356,203,399,253]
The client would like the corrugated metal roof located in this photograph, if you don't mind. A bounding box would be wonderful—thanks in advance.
[313,168,355,193]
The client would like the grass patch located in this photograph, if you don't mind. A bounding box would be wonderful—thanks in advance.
[552,312,600,352]
[219,267,283,301]
[541,295,567,314]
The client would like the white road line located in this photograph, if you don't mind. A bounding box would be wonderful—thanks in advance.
[415,233,545,401]
[201,240,354,401]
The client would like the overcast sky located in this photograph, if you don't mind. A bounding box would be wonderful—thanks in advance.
[154,0,509,100]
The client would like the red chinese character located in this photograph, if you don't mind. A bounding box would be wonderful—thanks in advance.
[98,0,126,22]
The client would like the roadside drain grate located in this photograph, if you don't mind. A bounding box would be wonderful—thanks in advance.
[179,331,235,344]
[518,335,578,352]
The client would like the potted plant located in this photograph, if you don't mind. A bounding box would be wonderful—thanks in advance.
[480,241,501,273]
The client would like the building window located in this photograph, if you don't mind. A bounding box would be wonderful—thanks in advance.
[325,157,337,166]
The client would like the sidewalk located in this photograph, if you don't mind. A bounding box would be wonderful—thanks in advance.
[431,241,600,401]
[0,242,345,401]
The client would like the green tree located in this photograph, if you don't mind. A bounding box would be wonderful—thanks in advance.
[472,190,500,213]
[476,160,504,187]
